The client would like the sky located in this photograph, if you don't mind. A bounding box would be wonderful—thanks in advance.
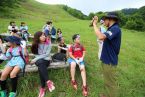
[35,0,145,15]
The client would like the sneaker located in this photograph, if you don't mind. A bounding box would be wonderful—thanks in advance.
[47,80,55,92]
[71,80,78,90]
[8,92,16,97]
[38,88,46,97]
[0,90,7,97]
[82,86,88,97]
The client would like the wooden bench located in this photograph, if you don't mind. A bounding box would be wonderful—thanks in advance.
[27,43,58,47]
[0,62,68,74]
[0,33,34,39]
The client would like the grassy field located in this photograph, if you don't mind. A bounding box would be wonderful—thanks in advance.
[0,0,145,97]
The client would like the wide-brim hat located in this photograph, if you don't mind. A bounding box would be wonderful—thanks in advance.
[4,36,21,45]
[104,12,119,21]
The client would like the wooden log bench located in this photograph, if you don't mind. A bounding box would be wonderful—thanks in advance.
[0,62,69,74]
[0,33,34,39]
[27,43,58,47]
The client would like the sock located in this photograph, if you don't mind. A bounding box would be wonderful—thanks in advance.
[0,80,7,91]
[11,77,18,92]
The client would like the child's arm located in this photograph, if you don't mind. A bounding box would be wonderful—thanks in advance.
[31,44,52,63]
[69,52,76,60]
[82,51,86,59]
[80,46,86,61]
[58,46,61,53]
[0,39,6,53]
[6,48,12,59]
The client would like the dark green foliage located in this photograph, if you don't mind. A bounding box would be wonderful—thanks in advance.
[88,12,95,20]
[95,11,106,21]
[125,17,145,31]
[137,6,145,20]
[63,5,88,20]
[121,8,138,15]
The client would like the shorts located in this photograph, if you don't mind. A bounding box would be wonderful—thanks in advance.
[67,58,85,69]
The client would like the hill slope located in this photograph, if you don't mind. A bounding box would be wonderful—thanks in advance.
[0,0,78,33]
[0,0,77,21]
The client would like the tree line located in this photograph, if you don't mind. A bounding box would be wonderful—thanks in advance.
[63,5,145,31]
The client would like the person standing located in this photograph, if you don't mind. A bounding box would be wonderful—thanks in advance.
[92,12,122,97]
[98,18,107,59]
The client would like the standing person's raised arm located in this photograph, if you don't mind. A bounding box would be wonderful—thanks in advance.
[92,16,106,40]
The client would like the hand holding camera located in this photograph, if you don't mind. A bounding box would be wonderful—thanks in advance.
[89,16,98,27]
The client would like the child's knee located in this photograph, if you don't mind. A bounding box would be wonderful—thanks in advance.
[70,62,76,68]
[1,72,8,80]
[80,67,85,72]
[80,68,86,72]
[10,72,17,78]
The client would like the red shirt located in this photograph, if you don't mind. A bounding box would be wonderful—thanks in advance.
[69,43,85,58]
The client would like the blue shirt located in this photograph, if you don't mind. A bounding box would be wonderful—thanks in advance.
[100,25,106,33]
[100,23,121,65]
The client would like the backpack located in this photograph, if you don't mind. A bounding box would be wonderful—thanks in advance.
[9,47,29,64]
[51,27,56,36]
[52,53,67,62]
[44,29,50,36]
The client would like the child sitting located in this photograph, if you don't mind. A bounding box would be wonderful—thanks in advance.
[57,28,63,38]
[68,34,88,97]
[30,31,55,97]
[8,21,18,34]
[0,36,7,64]
[0,36,27,97]
[57,37,68,55]
[42,21,52,36]
[52,37,68,62]
[19,22,30,42]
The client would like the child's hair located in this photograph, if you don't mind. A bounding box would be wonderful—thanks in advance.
[46,21,52,25]
[72,34,80,42]
[57,28,62,34]
[21,22,25,26]
[10,21,15,25]
[31,31,48,54]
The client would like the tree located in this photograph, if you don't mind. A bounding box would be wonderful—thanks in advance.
[138,6,145,21]
[88,12,95,20]
[125,19,145,31]
[63,5,87,20]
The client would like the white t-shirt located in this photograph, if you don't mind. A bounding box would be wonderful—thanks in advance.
[20,40,26,48]
[8,25,19,32]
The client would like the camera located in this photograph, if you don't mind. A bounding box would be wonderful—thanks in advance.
[89,16,98,27]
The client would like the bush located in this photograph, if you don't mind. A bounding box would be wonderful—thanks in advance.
[125,19,145,31]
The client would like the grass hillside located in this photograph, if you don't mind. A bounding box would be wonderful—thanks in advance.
[0,0,77,33]
[0,0,145,97]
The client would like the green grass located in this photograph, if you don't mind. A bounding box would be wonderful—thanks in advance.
[0,0,145,97]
